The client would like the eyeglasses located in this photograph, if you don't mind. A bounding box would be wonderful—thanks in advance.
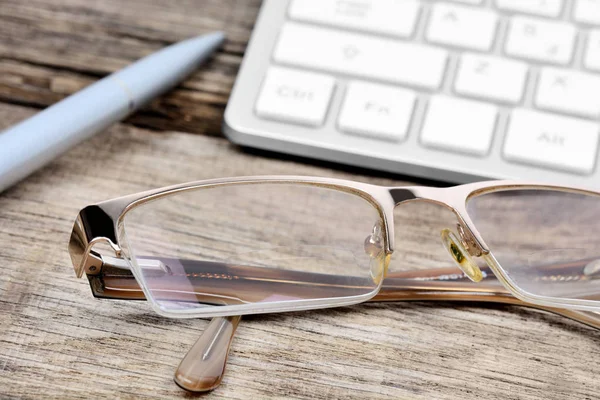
[70,176,600,315]
[68,176,600,389]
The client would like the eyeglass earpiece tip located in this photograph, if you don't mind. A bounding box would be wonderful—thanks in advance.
[173,371,222,393]
[173,316,241,393]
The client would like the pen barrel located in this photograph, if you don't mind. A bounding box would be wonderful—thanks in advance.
[0,79,129,193]
[0,32,224,193]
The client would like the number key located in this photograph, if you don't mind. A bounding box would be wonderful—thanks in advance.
[495,0,563,17]
[288,0,421,38]
[505,17,576,65]
[574,0,600,26]
[585,30,600,71]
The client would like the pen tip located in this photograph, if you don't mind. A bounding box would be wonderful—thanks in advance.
[182,31,225,59]
[200,31,226,48]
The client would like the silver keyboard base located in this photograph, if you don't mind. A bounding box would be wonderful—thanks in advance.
[224,0,600,188]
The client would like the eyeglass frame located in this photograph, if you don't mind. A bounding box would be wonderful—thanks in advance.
[68,175,600,318]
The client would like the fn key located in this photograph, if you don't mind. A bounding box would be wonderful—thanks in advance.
[255,67,335,127]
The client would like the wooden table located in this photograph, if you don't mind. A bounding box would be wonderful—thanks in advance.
[1,1,598,399]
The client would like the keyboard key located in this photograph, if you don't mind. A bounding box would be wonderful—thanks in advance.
[454,53,528,104]
[495,0,563,17]
[421,95,497,156]
[505,17,576,65]
[451,0,483,4]
[288,0,420,38]
[274,23,448,90]
[535,68,600,119]
[255,67,335,127]
[573,0,600,26]
[584,30,600,71]
[338,81,416,142]
[504,109,599,174]
[426,3,498,51]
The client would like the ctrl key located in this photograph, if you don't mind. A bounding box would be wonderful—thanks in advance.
[255,66,335,127]
[503,109,600,175]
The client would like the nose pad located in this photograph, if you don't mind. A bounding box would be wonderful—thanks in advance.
[364,221,389,285]
[584,259,600,279]
[440,228,483,283]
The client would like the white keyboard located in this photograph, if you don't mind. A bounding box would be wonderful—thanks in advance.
[224,0,600,187]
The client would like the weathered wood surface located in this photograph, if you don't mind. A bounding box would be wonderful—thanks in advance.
[0,0,260,135]
[0,1,599,399]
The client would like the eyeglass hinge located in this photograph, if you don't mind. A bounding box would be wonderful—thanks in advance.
[83,251,104,275]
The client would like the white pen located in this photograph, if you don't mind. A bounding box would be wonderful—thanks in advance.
[0,31,225,193]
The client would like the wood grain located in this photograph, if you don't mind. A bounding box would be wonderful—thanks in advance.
[1,102,599,400]
[0,0,261,136]
[0,1,599,399]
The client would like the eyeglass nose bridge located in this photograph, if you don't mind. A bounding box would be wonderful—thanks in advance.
[385,188,489,284]
[388,186,490,257]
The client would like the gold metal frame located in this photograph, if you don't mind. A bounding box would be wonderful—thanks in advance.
[69,175,600,316]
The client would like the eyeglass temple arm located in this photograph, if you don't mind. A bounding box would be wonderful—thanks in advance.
[173,299,600,394]
[169,261,600,393]
[175,302,600,393]
[85,255,600,330]
[87,254,600,305]
[84,256,600,392]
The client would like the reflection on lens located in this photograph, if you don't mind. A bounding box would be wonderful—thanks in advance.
[121,183,385,314]
[467,189,600,303]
